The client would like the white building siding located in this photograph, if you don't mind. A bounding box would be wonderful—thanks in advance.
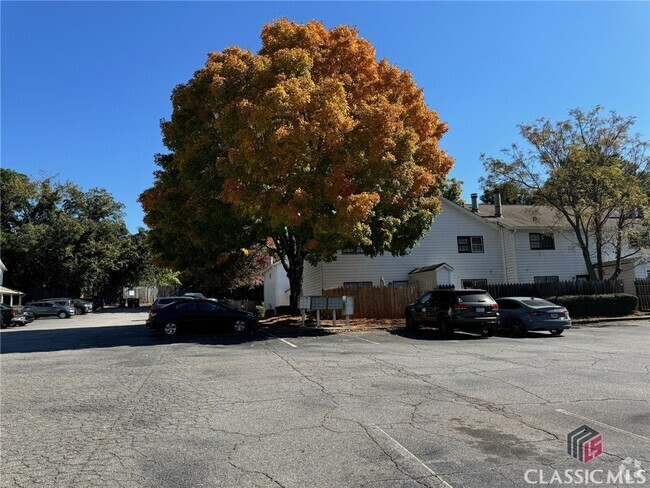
[514,231,588,282]
[263,262,290,309]
[501,228,519,283]
[304,200,506,293]
[263,266,275,309]
[302,262,322,296]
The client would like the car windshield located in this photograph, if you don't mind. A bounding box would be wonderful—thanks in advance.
[521,299,556,307]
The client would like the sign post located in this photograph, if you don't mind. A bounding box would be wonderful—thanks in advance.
[327,296,343,328]
[343,296,354,327]
[310,296,328,328]
[298,296,311,327]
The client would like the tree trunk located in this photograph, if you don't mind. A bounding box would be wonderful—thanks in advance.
[595,223,604,280]
[286,258,304,316]
[274,232,306,316]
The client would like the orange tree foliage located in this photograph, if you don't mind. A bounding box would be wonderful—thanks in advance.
[142,19,453,311]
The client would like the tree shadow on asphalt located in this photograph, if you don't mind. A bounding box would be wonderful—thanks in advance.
[92,306,150,314]
[0,324,334,354]
[390,328,485,341]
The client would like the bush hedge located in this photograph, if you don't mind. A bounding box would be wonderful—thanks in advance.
[550,294,638,318]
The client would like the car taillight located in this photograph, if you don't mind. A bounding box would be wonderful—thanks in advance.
[10,310,15,316]
[490,303,498,310]
[453,303,470,310]
[560,308,569,315]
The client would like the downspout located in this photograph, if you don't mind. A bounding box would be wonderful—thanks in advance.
[496,221,516,284]
[498,222,509,284]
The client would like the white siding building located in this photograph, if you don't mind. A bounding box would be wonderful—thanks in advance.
[265,196,648,304]
[262,261,291,311]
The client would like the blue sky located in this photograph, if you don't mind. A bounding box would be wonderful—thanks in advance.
[2,1,649,232]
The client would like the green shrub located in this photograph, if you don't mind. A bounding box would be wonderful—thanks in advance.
[550,294,638,318]
[255,305,265,318]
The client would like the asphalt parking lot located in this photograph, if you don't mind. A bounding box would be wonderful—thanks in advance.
[1,311,649,487]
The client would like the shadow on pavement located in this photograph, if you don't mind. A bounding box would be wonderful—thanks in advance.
[93,306,150,314]
[390,328,485,341]
[1,324,323,354]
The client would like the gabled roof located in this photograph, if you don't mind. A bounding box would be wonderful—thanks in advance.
[409,263,454,275]
[460,203,567,230]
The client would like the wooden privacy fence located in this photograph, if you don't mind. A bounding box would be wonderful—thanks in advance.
[323,286,420,319]
[122,285,183,305]
[486,279,623,299]
[635,279,650,311]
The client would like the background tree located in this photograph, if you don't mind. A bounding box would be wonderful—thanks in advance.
[482,107,649,280]
[146,19,454,312]
[1,169,169,297]
[439,178,465,204]
[478,176,535,204]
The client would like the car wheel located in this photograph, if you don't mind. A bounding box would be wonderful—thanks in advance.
[439,316,454,338]
[405,314,419,330]
[550,329,564,336]
[164,322,178,336]
[511,319,526,337]
[233,320,247,333]
[58,311,69,319]
[480,325,495,337]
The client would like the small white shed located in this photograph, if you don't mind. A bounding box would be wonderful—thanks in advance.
[408,263,454,291]
[263,261,290,311]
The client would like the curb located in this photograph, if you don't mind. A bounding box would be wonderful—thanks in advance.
[572,315,650,325]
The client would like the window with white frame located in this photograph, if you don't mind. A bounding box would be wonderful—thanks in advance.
[534,276,559,283]
[461,279,487,288]
[341,247,364,254]
[529,233,555,250]
[457,236,484,253]
[343,281,373,288]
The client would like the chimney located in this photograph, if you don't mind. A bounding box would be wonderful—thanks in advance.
[471,193,478,212]
[494,192,502,217]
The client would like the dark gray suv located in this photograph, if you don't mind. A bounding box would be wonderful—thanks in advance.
[405,289,499,337]
[24,301,76,319]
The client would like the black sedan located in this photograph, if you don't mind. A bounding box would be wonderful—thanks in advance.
[146,299,259,336]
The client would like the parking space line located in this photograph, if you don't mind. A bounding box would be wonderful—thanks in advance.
[267,334,298,348]
[555,409,650,442]
[352,335,381,345]
[374,426,454,488]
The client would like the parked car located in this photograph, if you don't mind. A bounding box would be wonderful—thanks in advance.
[183,292,206,299]
[24,301,76,318]
[405,289,499,337]
[0,303,16,328]
[73,299,93,314]
[47,298,75,309]
[496,297,571,336]
[147,298,258,336]
[13,307,35,325]
[150,296,189,313]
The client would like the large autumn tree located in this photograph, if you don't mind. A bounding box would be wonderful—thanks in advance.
[142,19,453,312]
[482,107,649,280]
